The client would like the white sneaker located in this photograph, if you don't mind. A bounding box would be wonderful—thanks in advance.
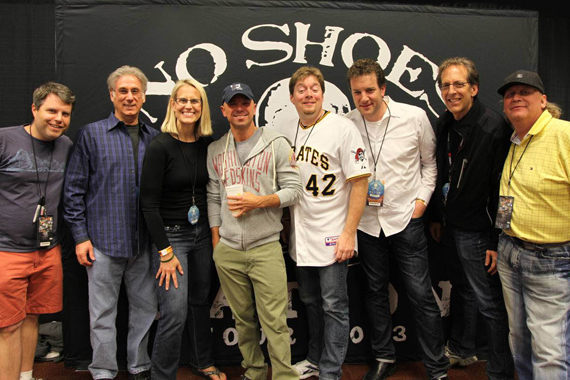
[293,359,319,379]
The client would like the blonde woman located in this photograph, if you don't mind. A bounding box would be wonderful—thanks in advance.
[141,79,225,380]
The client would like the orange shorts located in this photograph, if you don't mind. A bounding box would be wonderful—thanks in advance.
[0,244,63,328]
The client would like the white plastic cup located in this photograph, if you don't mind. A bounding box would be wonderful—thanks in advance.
[225,184,244,217]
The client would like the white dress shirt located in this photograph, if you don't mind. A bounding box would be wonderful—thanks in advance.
[346,96,436,237]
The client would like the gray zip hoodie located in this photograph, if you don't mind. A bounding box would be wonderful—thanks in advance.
[207,127,302,251]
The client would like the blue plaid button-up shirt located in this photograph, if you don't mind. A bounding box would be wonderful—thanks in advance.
[63,113,159,258]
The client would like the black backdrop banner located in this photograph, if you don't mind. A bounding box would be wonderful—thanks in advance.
[55,0,537,368]
[56,1,537,139]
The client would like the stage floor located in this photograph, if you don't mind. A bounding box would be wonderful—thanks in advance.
[34,360,494,379]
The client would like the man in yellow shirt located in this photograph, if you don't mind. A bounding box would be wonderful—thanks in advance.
[496,70,570,380]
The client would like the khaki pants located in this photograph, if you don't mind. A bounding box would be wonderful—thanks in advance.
[213,241,298,380]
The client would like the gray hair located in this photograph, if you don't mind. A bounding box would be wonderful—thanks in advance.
[546,102,563,119]
[107,65,148,92]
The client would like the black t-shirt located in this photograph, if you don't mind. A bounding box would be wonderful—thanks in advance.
[125,123,140,182]
[140,133,212,250]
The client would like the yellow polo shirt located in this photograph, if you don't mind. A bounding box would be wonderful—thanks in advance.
[500,110,570,244]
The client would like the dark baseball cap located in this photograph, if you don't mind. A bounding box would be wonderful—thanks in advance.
[497,70,545,96]
[221,83,255,104]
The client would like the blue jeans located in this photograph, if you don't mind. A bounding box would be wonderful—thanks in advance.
[151,221,216,380]
[442,226,514,380]
[357,217,448,379]
[295,261,349,380]
[87,247,157,380]
[497,233,570,380]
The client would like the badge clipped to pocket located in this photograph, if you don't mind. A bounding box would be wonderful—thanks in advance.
[367,179,385,207]
[37,215,54,247]
[495,196,514,230]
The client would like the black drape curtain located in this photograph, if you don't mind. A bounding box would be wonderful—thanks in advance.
[0,2,57,128]
[1,2,569,129]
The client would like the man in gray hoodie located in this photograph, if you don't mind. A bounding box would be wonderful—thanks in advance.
[207,83,302,380]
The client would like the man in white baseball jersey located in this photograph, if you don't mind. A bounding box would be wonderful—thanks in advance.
[345,58,449,380]
[275,66,370,380]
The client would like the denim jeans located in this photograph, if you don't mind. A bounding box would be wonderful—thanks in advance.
[151,221,216,380]
[295,261,349,380]
[497,233,570,380]
[87,247,157,380]
[357,217,449,379]
[442,226,514,380]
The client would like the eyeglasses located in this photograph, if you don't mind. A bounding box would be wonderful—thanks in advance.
[174,98,201,106]
[440,81,471,91]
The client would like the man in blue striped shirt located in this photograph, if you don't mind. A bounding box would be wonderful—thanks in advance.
[63,66,158,380]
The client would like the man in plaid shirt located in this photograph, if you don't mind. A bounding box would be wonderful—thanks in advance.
[64,65,158,380]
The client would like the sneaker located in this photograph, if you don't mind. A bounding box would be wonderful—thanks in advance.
[36,350,62,362]
[445,344,478,367]
[293,359,319,379]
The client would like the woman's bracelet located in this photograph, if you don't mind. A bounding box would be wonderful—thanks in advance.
[160,253,175,263]
[159,246,173,257]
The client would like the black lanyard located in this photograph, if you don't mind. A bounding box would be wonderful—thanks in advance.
[362,101,391,178]
[446,127,465,188]
[176,135,199,207]
[29,126,54,214]
[507,135,534,190]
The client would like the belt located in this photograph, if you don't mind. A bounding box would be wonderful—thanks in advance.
[508,235,570,251]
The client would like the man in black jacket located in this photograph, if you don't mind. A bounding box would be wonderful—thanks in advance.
[429,57,514,380]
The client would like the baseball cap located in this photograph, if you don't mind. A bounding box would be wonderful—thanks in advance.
[221,83,255,104]
[497,70,545,96]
